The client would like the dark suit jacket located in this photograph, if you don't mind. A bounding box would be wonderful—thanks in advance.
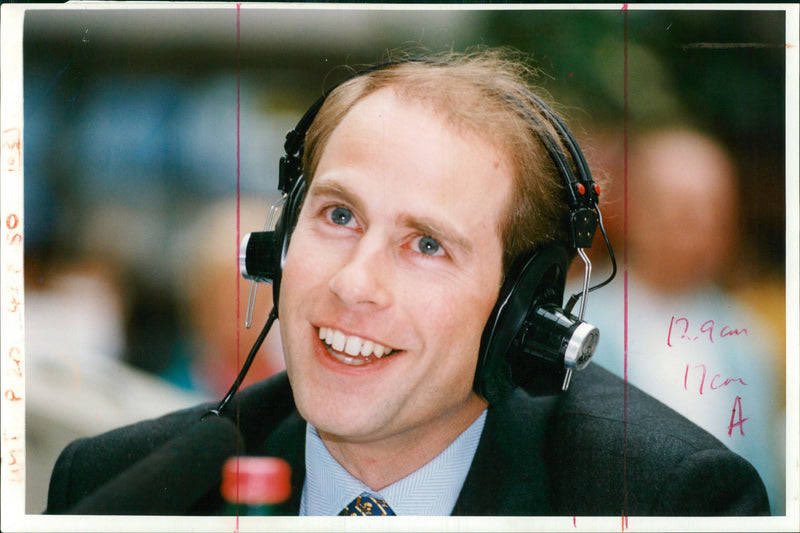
[45,364,769,516]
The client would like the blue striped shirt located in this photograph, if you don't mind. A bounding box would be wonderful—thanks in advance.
[299,410,487,515]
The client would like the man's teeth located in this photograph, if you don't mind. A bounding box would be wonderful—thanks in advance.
[318,327,393,358]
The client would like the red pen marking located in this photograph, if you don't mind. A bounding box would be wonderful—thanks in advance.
[8,290,21,313]
[681,366,689,390]
[8,346,23,378]
[699,319,715,342]
[621,4,630,522]
[683,363,747,395]
[235,2,242,364]
[720,325,749,338]
[4,389,22,401]
[710,373,747,390]
[5,213,22,246]
[2,433,23,482]
[666,315,689,346]
[2,127,22,172]
[5,213,19,230]
[573,515,576,527]
[728,396,748,436]
[1,128,21,148]
[667,315,749,347]
[9,360,22,378]
[6,233,22,246]
[234,5,243,531]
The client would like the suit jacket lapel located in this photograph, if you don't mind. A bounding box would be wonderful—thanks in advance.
[229,372,307,515]
[452,389,557,515]
[263,411,307,515]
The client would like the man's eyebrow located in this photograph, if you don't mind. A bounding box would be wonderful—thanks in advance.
[399,214,474,256]
[306,180,367,216]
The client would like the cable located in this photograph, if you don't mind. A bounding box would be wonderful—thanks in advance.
[564,205,617,315]
[202,307,279,419]
[587,206,617,294]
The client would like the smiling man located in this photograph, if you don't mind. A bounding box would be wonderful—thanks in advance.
[280,86,506,500]
[46,50,771,517]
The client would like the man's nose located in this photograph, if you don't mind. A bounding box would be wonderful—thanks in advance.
[328,236,392,309]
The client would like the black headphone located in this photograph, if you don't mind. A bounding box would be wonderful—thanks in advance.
[210,60,616,417]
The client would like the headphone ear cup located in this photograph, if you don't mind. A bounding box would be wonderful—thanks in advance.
[475,244,570,403]
[270,176,307,310]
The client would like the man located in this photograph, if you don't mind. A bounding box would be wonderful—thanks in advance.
[45,49,769,516]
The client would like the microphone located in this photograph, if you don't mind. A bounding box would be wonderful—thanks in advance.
[240,231,278,283]
[67,415,242,515]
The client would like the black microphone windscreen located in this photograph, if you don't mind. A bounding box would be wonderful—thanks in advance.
[68,415,242,515]
[241,231,277,283]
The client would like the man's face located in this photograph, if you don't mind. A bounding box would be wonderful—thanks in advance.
[279,88,511,447]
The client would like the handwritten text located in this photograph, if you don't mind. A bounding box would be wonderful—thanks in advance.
[728,396,748,436]
[683,363,748,395]
[666,315,749,347]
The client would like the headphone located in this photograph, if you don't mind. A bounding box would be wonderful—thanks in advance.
[210,60,616,417]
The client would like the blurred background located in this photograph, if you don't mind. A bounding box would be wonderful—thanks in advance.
[21,6,786,514]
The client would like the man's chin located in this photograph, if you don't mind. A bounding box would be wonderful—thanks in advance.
[306,410,390,445]
[290,380,374,432]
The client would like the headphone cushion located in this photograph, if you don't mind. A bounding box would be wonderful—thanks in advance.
[271,177,307,309]
[475,244,570,403]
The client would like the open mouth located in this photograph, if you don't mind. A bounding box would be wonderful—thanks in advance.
[318,326,398,366]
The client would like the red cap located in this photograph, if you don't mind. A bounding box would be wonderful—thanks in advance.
[594,183,601,196]
[221,456,291,505]
[576,183,586,196]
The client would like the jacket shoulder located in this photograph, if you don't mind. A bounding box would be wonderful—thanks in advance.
[46,402,209,513]
[546,364,769,515]
[45,372,294,514]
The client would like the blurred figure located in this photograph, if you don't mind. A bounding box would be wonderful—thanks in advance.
[25,257,208,512]
[170,197,285,397]
[585,127,785,514]
[628,129,737,290]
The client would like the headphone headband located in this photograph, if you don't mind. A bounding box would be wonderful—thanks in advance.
[280,60,601,250]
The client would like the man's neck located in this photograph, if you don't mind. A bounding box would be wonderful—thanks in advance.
[317,394,488,491]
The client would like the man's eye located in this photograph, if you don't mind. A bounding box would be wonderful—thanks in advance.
[329,206,354,226]
[415,235,444,257]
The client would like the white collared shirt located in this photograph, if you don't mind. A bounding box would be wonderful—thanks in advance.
[299,410,487,515]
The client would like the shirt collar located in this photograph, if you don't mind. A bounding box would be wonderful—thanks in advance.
[300,409,487,516]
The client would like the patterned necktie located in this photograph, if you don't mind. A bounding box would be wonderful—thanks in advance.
[338,492,396,516]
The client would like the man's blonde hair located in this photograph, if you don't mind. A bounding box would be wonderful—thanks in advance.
[302,48,572,272]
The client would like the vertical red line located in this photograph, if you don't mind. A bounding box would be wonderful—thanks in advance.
[234,3,242,532]
[621,3,630,529]
[235,4,242,356]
